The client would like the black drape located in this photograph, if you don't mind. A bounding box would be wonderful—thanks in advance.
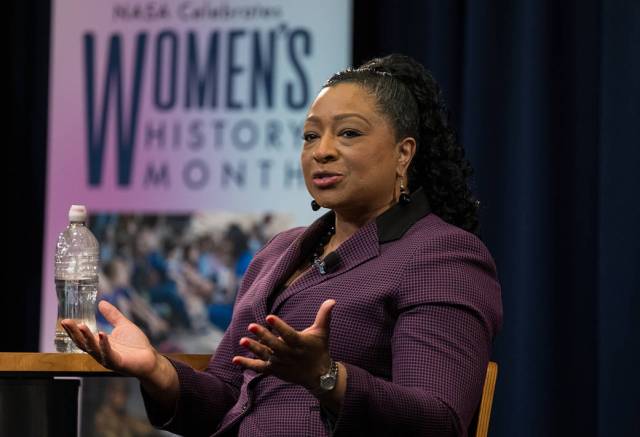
[8,0,50,353]
[10,0,639,435]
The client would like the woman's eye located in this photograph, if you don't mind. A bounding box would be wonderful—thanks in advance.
[302,132,318,142]
[340,129,361,138]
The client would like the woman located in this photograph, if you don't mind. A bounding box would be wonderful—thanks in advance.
[63,54,502,436]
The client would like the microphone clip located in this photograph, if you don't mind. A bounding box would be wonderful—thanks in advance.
[313,251,340,275]
[314,257,329,275]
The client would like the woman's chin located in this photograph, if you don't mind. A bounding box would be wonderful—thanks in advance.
[311,193,347,211]
[314,200,337,211]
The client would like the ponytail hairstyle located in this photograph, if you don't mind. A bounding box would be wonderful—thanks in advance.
[324,54,480,235]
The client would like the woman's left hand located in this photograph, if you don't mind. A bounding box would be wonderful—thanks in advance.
[232,299,336,391]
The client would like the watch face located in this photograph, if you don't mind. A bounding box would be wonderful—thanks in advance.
[320,374,337,391]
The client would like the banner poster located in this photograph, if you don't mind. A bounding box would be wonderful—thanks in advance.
[43,1,351,432]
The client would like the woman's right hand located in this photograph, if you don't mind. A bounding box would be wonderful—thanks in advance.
[63,300,180,415]
[61,300,159,379]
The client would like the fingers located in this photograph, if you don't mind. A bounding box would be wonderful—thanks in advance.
[232,355,272,374]
[265,316,300,346]
[77,323,99,352]
[61,320,85,350]
[78,323,110,364]
[98,331,120,369]
[235,301,339,380]
[312,299,336,331]
[61,320,113,368]
[239,337,274,362]
[250,299,337,349]
[98,300,128,327]
[248,323,287,353]
[61,320,99,357]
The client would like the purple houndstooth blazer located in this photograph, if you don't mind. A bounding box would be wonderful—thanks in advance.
[142,189,503,436]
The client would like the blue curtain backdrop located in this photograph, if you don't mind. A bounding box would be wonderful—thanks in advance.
[353,1,639,436]
[10,0,639,436]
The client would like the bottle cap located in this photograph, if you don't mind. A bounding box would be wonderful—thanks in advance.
[68,205,87,222]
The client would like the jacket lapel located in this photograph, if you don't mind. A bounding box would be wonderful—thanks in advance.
[269,219,380,314]
[251,217,327,324]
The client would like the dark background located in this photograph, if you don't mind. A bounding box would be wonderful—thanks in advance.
[9,0,639,436]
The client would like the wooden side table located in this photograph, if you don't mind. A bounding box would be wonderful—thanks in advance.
[0,352,210,437]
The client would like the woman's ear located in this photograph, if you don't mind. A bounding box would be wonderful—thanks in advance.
[396,137,417,176]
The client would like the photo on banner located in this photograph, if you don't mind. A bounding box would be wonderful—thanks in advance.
[44,0,352,433]
[89,211,291,352]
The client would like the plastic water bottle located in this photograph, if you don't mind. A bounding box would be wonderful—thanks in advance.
[54,205,99,352]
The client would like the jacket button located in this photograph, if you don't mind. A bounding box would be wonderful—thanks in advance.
[241,402,248,412]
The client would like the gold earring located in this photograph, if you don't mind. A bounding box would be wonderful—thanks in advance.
[399,179,411,205]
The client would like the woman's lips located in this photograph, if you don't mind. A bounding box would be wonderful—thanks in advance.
[312,173,343,188]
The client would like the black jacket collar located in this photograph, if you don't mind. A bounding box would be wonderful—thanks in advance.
[315,187,431,244]
[375,187,431,243]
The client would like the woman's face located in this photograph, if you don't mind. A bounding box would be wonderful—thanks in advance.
[301,83,414,218]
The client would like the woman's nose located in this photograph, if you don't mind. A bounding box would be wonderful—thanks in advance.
[312,135,338,162]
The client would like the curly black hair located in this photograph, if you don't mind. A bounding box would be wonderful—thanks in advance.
[324,54,480,235]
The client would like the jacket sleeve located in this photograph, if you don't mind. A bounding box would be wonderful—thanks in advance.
[332,230,503,437]
[140,331,242,436]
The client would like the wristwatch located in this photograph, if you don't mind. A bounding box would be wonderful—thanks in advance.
[313,359,339,395]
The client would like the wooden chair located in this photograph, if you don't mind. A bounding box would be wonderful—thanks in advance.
[470,361,499,437]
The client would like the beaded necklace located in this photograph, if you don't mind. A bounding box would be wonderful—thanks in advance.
[311,224,336,275]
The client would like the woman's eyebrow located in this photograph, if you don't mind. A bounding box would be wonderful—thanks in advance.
[305,113,372,126]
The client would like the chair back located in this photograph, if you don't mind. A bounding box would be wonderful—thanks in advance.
[472,361,498,437]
